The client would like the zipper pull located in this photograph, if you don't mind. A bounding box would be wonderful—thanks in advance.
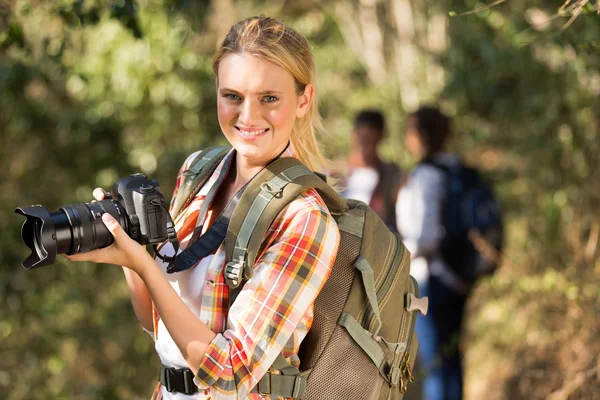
[399,353,414,393]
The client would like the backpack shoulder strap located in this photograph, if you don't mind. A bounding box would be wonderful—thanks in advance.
[224,157,347,296]
[170,146,231,220]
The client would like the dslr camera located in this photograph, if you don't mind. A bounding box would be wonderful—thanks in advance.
[15,173,177,269]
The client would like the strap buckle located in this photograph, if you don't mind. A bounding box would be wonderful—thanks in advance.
[160,365,197,395]
[387,364,402,388]
[225,257,245,288]
[256,371,272,395]
[255,371,308,398]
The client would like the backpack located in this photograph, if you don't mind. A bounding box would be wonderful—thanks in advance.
[422,159,504,283]
[170,146,428,399]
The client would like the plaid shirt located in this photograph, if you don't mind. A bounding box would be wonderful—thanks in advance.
[151,148,340,399]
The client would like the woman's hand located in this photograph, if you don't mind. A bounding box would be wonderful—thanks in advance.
[63,188,154,275]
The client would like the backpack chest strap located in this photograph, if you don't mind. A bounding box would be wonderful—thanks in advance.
[251,354,308,398]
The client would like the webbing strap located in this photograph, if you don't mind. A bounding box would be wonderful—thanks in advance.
[249,354,307,398]
[251,370,310,398]
[271,353,301,376]
[224,158,347,280]
[229,165,316,284]
[188,147,228,175]
[354,256,382,336]
[338,312,389,381]
[335,213,365,238]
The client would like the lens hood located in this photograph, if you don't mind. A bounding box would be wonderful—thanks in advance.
[14,205,57,269]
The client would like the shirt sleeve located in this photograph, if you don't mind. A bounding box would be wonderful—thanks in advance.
[194,193,340,398]
[396,165,446,259]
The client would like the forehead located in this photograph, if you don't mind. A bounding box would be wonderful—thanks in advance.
[217,52,296,92]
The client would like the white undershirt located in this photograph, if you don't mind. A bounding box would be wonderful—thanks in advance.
[342,167,379,204]
[154,242,223,399]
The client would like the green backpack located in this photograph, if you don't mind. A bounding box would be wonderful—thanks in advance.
[170,146,428,399]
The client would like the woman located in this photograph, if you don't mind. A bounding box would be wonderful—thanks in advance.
[395,106,467,400]
[66,16,340,399]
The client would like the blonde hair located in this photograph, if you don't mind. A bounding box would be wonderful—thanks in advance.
[213,16,328,173]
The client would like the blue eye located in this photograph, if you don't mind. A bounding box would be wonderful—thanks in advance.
[263,95,278,103]
[225,94,241,101]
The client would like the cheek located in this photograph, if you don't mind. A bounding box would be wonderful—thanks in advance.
[267,102,296,131]
[217,100,236,123]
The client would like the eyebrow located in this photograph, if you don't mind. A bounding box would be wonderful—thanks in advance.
[219,88,284,96]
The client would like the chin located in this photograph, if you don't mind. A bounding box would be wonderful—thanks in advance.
[232,142,267,162]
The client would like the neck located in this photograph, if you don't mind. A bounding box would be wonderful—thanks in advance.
[232,156,263,190]
[232,143,289,190]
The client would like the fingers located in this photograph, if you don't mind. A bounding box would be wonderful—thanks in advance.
[62,252,99,263]
[93,188,109,201]
[102,213,126,240]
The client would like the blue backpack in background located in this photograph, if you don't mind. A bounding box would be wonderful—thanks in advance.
[424,160,504,283]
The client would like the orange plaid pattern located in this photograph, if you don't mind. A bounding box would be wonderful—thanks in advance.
[151,148,340,399]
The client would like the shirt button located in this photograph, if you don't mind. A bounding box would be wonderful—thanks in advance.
[205,280,216,287]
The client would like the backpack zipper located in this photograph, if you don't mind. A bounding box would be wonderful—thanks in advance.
[364,232,406,331]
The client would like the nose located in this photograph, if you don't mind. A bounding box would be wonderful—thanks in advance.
[238,99,260,126]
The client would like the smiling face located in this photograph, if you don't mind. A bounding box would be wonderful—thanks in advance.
[216,52,313,168]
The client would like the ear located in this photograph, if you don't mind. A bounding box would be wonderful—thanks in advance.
[296,83,314,119]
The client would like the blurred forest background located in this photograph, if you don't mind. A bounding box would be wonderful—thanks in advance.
[1,0,599,399]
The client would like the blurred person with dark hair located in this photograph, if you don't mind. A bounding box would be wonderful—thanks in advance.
[396,106,466,400]
[340,109,403,231]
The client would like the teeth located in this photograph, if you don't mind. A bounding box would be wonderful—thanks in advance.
[239,128,267,136]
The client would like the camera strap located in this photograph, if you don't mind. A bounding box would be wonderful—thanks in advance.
[168,183,245,273]
[168,142,290,274]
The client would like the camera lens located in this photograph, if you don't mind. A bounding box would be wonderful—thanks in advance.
[15,200,128,269]
[60,200,127,254]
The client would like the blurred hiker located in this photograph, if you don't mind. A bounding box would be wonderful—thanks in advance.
[396,106,503,400]
[341,109,403,231]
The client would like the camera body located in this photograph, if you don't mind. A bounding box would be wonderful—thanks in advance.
[110,173,170,245]
[15,173,177,269]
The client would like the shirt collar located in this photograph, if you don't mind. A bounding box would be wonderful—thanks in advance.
[197,142,296,198]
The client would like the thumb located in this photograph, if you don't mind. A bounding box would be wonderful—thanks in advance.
[102,213,125,238]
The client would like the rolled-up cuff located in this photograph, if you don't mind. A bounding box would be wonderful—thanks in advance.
[194,333,230,389]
